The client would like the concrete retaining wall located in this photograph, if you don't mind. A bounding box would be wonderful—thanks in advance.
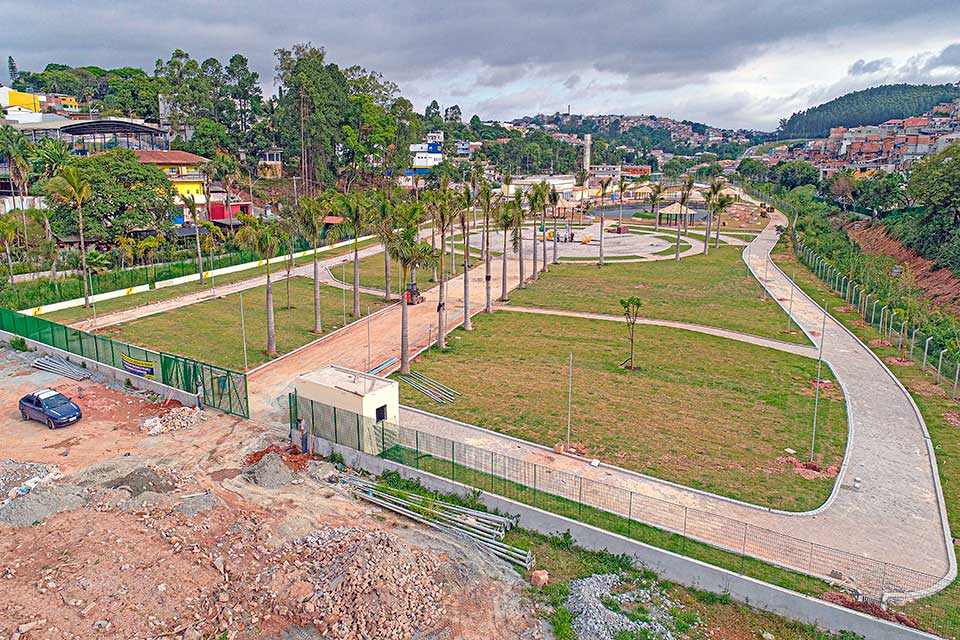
[0,330,196,407]
[302,431,941,640]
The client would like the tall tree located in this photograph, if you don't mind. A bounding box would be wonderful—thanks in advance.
[479,183,500,312]
[620,296,642,370]
[31,138,71,180]
[235,215,281,356]
[497,199,519,301]
[0,126,32,242]
[294,193,330,333]
[386,204,435,374]
[549,185,560,265]
[182,194,206,283]
[0,213,17,290]
[713,194,734,249]
[428,178,456,348]
[459,185,474,330]
[44,167,92,306]
[370,191,397,300]
[703,178,724,256]
[598,177,612,266]
[331,191,369,318]
[648,182,664,231]
[676,179,693,261]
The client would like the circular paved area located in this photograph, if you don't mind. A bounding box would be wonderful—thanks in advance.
[469,223,672,259]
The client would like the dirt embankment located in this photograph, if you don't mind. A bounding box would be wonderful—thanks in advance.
[846,221,960,314]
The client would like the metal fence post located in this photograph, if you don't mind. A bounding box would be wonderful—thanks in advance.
[533,465,537,508]
[415,431,420,469]
[911,329,918,359]
[923,336,933,370]
[871,300,878,323]
[898,322,906,352]
[451,441,455,481]
[938,349,947,384]
[627,492,633,538]
[578,477,583,518]
[953,364,959,399]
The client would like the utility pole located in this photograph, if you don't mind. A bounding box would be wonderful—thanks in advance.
[292,176,300,206]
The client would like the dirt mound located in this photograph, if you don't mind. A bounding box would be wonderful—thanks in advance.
[773,456,839,481]
[869,339,892,347]
[108,467,176,496]
[242,452,295,488]
[246,444,311,471]
[0,483,86,526]
[821,592,919,628]
[847,221,960,314]
[141,406,205,435]
[944,412,960,427]
[0,460,50,499]
[885,357,915,366]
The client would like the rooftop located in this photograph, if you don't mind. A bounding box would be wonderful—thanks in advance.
[135,149,210,165]
[298,365,395,396]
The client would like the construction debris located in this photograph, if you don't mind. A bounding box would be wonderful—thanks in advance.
[244,443,311,472]
[32,355,91,381]
[242,452,294,489]
[342,474,534,569]
[141,406,205,436]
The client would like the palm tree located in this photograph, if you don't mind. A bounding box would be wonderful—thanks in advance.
[235,215,282,356]
[713,194,735,249]
[0,213,17,290]
[549,186,560,265]
[497,199,519,301]
[294,194,329,333]
[136,235,162,269]
[31,138,71,181]
[386,204,436,374]
[430,178,456,348]
[513,190,526,287]
[681,175,694,235]
[115,236,136,270]
[649,183,664,231]
[526,187,540,282]
[182,194,206,284]
[276,209,301,309]
[0,126,32,243]
[479,183,500,313]
[331,192,369,318]
[29,208,58,280]
[703,178,724,256]
[676,181,692,261]
[598,177,612,266]
[45,166,92,306]
[539,181,549,274]
[370,193,396,301]
[459,186,474,330]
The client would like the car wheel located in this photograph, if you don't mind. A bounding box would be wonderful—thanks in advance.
[20,409,29,421]
[47,419,55,430]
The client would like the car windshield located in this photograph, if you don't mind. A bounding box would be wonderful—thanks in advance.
[41,394,71,410]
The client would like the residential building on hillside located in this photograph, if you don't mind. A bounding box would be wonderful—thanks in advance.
[133,149,209,219]
[407,131,444,175]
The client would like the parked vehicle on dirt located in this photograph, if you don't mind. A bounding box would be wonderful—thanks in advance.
[19,388,82,429]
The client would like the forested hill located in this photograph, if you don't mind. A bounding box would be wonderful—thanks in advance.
[776,83,960,137]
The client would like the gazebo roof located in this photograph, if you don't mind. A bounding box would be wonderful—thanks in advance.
[659,202,695,215]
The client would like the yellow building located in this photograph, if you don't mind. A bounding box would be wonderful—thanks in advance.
[0,86,42,112]
[134,150,209,219]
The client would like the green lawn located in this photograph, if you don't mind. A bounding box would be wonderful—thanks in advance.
[41,238,378,325]
[770,235,959,637]
[96,276,390,370]
[342,248,479,295]
[397,311,846,511]
[506,245,810,345]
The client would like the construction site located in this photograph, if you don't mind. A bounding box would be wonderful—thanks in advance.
[0,186,956,640]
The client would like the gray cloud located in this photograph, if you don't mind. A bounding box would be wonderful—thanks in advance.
[848,57,894,75]
[3,0,960,128]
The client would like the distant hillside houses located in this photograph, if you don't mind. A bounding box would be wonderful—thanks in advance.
[754,99,960,179]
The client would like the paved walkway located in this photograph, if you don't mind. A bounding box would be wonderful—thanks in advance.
[397,208,955,598]
[504,305,818,358]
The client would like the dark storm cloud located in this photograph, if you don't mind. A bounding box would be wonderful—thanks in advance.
[3,0,959,125]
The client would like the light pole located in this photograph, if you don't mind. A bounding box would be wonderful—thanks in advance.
[341,260,347,326]
[566,352,573,450]
[810,300,828,462]
[787,268,795,331]
[239,290,248,370]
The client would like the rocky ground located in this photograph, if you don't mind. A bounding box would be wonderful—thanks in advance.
[0,348,542,640]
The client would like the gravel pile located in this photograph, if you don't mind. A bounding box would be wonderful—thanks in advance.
[242,452,294,488]
[566,573,691,640]
[0,483,86,526]
[0,460,50,500]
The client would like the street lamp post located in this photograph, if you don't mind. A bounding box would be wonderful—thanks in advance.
[810,300,828,462]
[239,290,248,370]
[566,352,573,450]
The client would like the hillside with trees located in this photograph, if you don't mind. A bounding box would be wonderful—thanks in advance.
[777,83,960,137]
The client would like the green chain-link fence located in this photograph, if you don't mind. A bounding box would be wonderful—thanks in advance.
[1,308,248,418]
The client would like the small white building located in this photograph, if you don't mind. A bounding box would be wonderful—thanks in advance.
[296,365,399,425]
[502,174,576,198]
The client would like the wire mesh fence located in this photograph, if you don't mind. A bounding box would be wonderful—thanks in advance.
[1,308,248,417]
[290,393,957,638]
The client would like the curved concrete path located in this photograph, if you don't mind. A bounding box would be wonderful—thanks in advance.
[504,305,818,358]
[398,206,955,599]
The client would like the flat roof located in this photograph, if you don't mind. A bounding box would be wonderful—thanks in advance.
[298,365,395,396]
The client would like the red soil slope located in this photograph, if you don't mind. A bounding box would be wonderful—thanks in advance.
[846,221,960,314]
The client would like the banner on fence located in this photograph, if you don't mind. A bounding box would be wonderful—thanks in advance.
[120,352,156,379]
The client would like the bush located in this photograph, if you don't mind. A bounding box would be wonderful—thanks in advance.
[9,337,29,352]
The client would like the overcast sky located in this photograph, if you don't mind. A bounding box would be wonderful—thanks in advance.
[4,0,960,131]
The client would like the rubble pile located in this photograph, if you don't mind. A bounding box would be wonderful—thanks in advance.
[245,444,311,472]
[566,573,691,640]
[142,406,206,436]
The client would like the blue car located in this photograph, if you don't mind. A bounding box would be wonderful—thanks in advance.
[19,388,82,429]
